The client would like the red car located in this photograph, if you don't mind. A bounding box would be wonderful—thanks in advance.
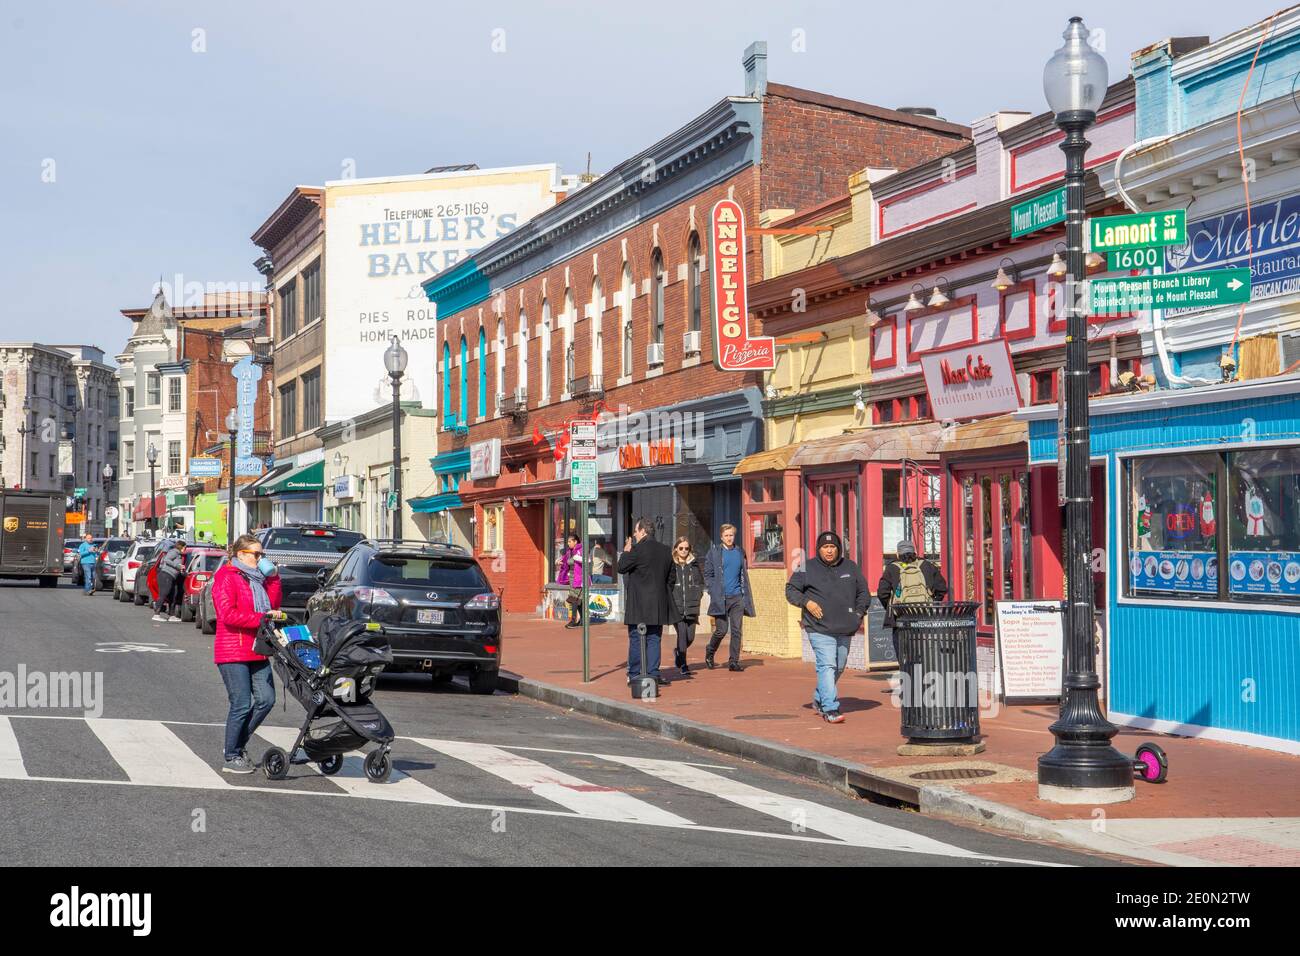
[180,547,227,622]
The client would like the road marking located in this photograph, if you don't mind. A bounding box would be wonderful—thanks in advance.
[600,754,986,859]
[413,737,693,826]
[0,717,29,779]
[84,718,228,789]
[255,725,460,806]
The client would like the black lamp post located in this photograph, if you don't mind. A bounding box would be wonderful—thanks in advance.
[384,337,408,540]
[146,443,158,535]
[16,399,32,490]
[1039,17,1133,802]
[226,409,238,549]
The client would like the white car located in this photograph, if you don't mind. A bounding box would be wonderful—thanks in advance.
[113,540,158,602]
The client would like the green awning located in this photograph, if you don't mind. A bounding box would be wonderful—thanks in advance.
[261,460,324,495]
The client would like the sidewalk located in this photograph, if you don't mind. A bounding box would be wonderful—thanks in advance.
[499,612,1300,866]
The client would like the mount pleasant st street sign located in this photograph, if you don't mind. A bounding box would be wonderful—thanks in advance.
[1010,187,1067,240]
[1089,268,1251,314]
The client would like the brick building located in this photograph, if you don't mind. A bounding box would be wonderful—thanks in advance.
[420,42,970,619]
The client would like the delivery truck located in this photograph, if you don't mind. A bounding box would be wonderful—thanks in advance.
[0,490,65,587]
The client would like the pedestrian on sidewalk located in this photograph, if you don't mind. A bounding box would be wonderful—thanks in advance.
[76,533,99,595]
[617,518,677,687]
[877,538,948,661]
[785,531,870,724]
[557,533,584,629]
[702,524,754,672]
[151,539,187,623]
[211,533,286,774]
[668,537,705,675]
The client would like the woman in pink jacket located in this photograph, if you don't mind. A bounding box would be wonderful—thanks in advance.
[212,533,285,774]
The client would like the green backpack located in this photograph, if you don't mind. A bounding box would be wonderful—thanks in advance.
[894,561,932,604]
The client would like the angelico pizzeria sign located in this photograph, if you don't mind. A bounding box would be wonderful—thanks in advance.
[710,199,775,371]
[918,338,1022,421]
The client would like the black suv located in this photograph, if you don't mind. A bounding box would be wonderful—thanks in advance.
[257,524,364,621]
[306,539,502,693]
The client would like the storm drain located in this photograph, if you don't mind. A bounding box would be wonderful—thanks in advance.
[908,767,998,781]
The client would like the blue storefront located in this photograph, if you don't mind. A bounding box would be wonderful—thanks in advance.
[408,448,472,549]
[1023,377,1300,753]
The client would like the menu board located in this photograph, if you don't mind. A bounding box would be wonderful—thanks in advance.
[994,602,1064,700]
[1128,550,1217,594]
[1229,551,1300,597]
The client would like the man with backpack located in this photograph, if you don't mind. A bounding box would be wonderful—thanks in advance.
[877,538,948,659]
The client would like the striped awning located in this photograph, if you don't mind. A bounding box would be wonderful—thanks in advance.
[788,421,941,468]
[733,443,801,476]
[936,413,1027,454]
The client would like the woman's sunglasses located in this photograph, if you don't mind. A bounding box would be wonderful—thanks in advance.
[239,549,265,558]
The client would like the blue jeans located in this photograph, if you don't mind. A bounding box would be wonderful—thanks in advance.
[218,661,275,759]
[808,631,851,714]
[81,564,96,592]
[627,625,663,680]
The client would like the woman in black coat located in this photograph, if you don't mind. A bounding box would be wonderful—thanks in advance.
[668,537,705,674]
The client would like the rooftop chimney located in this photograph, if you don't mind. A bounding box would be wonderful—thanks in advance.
[743,41,768,97]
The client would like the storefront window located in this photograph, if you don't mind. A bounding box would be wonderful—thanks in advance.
[749,512,784,564]
[1228,447,1300,601]
[881,470,903,559]
[1127,453,1219,597]
[482,504,503,553]
[746,480,765,504]
[549,496,616,583]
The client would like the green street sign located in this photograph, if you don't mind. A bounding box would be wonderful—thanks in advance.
[1090,268,1250,314]
[1106,248,1162,271]
[1090,210,1185,252]
[1010,187,1067,239]
[74,487,87,498]
[570,460,598,502]
[385,491,398,512]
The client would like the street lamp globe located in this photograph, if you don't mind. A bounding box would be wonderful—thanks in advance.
[225,409,237,432]
[383,337,409,377]
[1042,17,1108,119]
[146,443,158,465]
[102,463,113,480]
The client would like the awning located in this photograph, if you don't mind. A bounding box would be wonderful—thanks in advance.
[788,421,941,468]
[733,443,801,476]
[408,492,464,514]
[254,460,324,497]
[166,490,189,508]
[132,494,167,520]
[239,462,290,499]
[937,413,1027,455]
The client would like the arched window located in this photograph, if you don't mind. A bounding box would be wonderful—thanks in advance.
[688,233,703,334]
[517,309,528,395]
[590,276,603,382]
[442,342,453,428]
[477,328,487,418]
[540,299,551,403]
[495,320,507,411]
[458,336,468,425]
[621,261,634,378]
[651,250,666,362]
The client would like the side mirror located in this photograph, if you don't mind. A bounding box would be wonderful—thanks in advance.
[315,568,330,585]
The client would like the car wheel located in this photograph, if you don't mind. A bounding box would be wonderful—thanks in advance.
[201,608,216,635]
[180,604,195,623]
[38,575,59,589]
[468,669,498,695]
[132,588,146,606]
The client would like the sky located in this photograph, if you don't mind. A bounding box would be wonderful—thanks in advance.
[0,0,1286,360]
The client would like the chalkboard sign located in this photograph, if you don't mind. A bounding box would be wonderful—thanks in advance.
[864,603,896,668]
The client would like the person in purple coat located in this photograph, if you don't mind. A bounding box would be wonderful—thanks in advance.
[556,533,584,628]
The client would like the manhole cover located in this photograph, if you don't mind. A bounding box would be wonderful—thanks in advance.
[733,714,798,721]
[908,768,998,781]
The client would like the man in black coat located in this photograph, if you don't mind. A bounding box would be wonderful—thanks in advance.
[617,517,678,685]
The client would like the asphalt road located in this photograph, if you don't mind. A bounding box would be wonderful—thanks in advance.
[0,577,1115,867]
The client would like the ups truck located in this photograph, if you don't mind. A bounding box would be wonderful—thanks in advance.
[0,490,65,587]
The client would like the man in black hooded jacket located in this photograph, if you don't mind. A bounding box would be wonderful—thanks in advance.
[784,531,870,723]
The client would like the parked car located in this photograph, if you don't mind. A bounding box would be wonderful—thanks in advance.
[180,546,226,622]
[63,539,82,573]
[257,524,364,621]
[195,554,228,635]
[113,540,157,603]
[70,538,107,588]
[88,537,133,592]
[306,539,502,693]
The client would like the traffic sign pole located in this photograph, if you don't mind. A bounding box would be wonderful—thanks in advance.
[568,419,599,683]
[580,499,590,683]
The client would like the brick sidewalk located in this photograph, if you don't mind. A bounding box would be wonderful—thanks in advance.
[500,612,1300,862]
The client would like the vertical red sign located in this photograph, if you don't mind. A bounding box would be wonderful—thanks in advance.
[710,199,775,371]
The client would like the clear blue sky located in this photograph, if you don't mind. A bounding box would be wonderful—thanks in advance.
[0,0,1282,357]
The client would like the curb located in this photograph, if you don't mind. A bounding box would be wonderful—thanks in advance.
[498,670,1193,865]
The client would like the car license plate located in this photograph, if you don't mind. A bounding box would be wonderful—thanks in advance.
[417,609,444,625]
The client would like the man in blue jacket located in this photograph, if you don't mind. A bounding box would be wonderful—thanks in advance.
[75,533,99,595]
[785,531,870,724]
[702,524,754,672]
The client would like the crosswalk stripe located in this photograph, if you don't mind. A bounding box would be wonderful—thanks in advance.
[600,754,982,858]
[0,717,29,779]
[84,718,228,789]
[255,725,460,806]
[413,738,694,826]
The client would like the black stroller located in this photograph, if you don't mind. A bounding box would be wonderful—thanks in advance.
[255,616,397,783]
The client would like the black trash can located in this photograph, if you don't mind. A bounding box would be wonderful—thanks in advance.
[892,601,980,744]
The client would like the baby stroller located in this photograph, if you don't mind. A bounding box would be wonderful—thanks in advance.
[255,616,397,783]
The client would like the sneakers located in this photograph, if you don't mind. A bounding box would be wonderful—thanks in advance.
[150,613,167,623]
[727,662,743,672]
[812,700,824,716]
[821,709,846,724]
[167,615,182,623]
[221,754,255,774]
[704,654,716,670]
